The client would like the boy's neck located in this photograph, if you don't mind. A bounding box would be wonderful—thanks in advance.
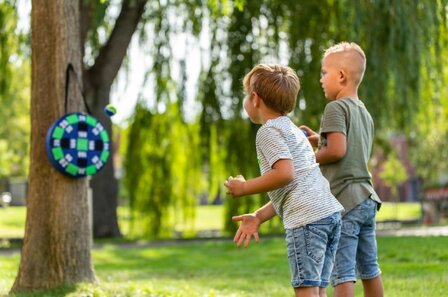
[335,87,359,100]
[260,110,285,124]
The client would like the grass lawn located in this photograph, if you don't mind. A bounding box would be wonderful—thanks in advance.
[0,236,447,297]
[0,202,422,239]
[0,207,27,239]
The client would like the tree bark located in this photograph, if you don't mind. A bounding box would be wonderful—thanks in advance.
[11,0,96,293]
[82,0,147,238]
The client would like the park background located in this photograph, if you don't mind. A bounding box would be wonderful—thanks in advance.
[1,0,448,296]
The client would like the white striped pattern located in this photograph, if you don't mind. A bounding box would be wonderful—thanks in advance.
[256,116,343,229]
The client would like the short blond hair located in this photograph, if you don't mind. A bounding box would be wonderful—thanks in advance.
[324,42,366,86]
[243,64,300,114]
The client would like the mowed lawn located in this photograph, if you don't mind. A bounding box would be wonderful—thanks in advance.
[0,203,423,239]
[1,236,448,297]
[1,203,446,296]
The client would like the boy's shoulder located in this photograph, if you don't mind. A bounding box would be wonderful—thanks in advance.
[324,98,367,113]
[257,117,293,139]
[261,116,292,129]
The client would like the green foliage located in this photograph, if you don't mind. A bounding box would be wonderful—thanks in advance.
[410,29,448,184]
[197,0,447,233]
[124,103,201,238]
[120,0,448,236]
[3,0,447,238]
[380,152,408,198]
[0,1,30,178]
[82,0,111,67]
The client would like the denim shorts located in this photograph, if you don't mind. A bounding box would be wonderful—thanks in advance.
[285,212,341,288]
[331,198,382,286]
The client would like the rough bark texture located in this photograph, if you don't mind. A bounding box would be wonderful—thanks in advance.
[11,0,96,293]
[82,0,146,238]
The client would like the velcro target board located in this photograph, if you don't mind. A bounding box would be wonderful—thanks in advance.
[45,112,110,178]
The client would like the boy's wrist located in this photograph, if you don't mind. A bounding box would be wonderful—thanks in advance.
[253,211,264,225]
[241,181,248,197]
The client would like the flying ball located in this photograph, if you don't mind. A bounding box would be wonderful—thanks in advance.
[104,104,117,117]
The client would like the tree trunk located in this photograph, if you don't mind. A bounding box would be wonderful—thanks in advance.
[82,0,147,238]
[88,85,121,238]
[11,0,96,293]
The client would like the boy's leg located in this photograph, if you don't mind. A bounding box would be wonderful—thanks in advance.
[318,287,328,297]
[334,276,383,297]
[334,282,355,297]
[362,276,384,297]
[286,227,324,292]
[287,213,340,297]
[356,199,383,297]
[331,207,360,297]
[294,287,320,297]
[320,212,342,297]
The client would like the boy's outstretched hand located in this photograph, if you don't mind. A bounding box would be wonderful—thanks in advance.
[232,213,261,248]
[299,125,319,147]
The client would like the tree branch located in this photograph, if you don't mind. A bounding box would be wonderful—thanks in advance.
[87,0,147,87]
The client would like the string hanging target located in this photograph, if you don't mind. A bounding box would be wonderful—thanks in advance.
[45,64,112,178]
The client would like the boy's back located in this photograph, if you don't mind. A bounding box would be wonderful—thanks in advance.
[257,116,343,228]
[319,98,381,212]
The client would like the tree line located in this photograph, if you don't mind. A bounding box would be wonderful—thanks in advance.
[1,0,447,292]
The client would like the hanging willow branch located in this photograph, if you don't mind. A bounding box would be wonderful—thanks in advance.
[123,0,448,237]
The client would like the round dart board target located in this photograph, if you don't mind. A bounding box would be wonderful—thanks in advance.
[45,112,110,178]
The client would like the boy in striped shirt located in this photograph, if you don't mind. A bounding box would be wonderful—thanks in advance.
[224,64,343,297]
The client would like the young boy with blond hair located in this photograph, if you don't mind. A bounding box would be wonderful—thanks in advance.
[301,42,384,297]
[224,63,344,297]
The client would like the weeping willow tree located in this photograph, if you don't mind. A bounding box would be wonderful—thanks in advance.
[124,0,447,237]
[123,0,205,238]
[124,103,200,237]
[410,19,448,185]
[0,1,30,179]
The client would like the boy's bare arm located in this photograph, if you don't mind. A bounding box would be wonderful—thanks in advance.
[316,132,346,165]
[224,159,294,198]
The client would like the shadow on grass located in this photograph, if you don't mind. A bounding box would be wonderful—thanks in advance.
[92,237,290,291]
[7,284,77,297]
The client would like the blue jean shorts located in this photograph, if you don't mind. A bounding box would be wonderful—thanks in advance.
[331,198,382,286]
[285,212,341,288]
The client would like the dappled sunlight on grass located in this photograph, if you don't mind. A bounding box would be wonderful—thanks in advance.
[89,239,292,296]
[1,237,448,296]
[1,206,447,296]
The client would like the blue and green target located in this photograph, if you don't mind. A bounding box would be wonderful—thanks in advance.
[45,112,110,178]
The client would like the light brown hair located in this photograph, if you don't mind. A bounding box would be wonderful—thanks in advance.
[243,64,300,114]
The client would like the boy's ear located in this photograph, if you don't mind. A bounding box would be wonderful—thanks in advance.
[339,69,347,83]
[252,92,261,107]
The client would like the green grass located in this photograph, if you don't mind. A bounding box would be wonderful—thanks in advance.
[375,202,422,221]
[0,207,26,238]
[118,205,225,238]
[1,236,447,296]
[0,202,423,239]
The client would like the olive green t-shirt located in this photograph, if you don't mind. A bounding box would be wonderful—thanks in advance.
[318,98,381,213]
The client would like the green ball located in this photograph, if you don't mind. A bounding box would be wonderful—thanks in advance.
[104,104,117,116]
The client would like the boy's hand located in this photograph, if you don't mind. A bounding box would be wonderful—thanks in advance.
[224,175,246,198]
[232,213,261,248]
[299,125,319,147]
